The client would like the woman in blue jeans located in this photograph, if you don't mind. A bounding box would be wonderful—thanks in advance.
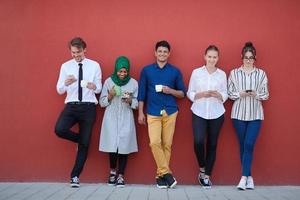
[228,42,269,190]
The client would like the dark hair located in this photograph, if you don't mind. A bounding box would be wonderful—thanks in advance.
[205,45,219,55]
[69,37,87,49]
[242,42,256,59]
[155,40,171,51]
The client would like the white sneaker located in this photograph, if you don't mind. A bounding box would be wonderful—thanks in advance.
[246,176,254,189]
[237,177,247,190]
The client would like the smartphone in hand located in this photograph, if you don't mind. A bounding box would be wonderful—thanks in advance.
[246,89,253,93]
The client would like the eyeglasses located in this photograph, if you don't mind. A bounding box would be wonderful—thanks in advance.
[243,56,255,61]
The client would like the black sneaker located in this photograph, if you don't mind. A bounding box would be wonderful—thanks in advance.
[163,173,177,188]
[70,176,80,188]
[108,173,117,186]
[156,176,168,189]
[198,171,205,186]
[116,175,125,188]
[202,178,212,189]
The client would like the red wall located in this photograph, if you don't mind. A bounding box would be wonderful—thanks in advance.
[1,0,299,184]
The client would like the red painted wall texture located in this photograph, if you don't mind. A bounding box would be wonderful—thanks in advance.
[0,0,299,184]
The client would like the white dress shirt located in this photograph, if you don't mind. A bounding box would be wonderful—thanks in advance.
[187,66,228,119]
[56,58,102,104]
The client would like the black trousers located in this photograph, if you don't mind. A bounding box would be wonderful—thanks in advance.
[109,153,128,175]
[192,113,224,176]
[55,103,96,178]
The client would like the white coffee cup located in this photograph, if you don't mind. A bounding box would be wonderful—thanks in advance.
[155,85,163,92]
[80,80,88,88]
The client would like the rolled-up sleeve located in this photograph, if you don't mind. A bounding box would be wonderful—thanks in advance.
[137,68,147,102]
[228,70,240,100]
[256,72,269,100]
[93,64,102,94]
[56,64,67,95]
[219,72,228,103]
[99,80,110,108]
[175,70,186,95]
[131,83,139,109]
[187,71,196,102]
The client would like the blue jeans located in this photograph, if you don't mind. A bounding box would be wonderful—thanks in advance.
[232,119,262,176]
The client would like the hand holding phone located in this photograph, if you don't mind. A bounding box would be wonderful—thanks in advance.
[65,75,77,86]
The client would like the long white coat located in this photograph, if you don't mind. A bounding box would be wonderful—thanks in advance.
[99,77,138,154]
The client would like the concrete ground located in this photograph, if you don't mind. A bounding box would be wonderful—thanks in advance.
[0,183,299,200]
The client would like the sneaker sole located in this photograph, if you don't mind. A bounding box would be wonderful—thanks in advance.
[237,186,246,190]
[202,186,211,189]
[107,183,116,186]
[169,180,177,189]
[70,183,80,188]
[116,185,125,188]
[156,185,168,189]
[198,178,203,186]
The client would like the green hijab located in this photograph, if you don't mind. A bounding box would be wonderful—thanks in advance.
[111,56,131,86]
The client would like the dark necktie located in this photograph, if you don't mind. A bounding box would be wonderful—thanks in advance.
[78,63,83,102]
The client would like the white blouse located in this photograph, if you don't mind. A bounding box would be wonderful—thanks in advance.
[228,66,269,121]
[187,66,228,119]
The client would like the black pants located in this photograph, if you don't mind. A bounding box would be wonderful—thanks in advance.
[55,103,96,178]
[109,153,128,175]
[192,113,224,176]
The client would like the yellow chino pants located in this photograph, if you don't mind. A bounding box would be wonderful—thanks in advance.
[147,111,178,177]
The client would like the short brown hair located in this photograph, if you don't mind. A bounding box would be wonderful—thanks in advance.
[155,40,171,51]
[68,37,87,49]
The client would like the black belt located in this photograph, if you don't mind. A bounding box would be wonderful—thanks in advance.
[67,102,96,105]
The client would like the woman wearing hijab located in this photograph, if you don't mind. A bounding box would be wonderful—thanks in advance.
[99,56,138,187]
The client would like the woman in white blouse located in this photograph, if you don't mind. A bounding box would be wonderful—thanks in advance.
[99,56,138,188]
[187,45,228,188]
[228,42,269,190]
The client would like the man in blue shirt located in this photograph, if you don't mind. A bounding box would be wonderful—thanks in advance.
[138,40,186,189]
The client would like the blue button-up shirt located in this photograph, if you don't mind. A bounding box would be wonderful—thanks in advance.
[138,63,186,116]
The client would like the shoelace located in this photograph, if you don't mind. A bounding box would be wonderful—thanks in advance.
[204,178,210,185]
[109,174,116,182]
[246,178,253,185]
[72,176,79,182]
[199,171,205,179]
[117,176,124,183]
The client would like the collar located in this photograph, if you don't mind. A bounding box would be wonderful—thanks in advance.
[201,65,220,75]
[73,58,87,65]
[237,66,257,74]
[154,62,169,69]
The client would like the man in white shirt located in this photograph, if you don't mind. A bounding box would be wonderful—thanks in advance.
[55,37,102,188]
